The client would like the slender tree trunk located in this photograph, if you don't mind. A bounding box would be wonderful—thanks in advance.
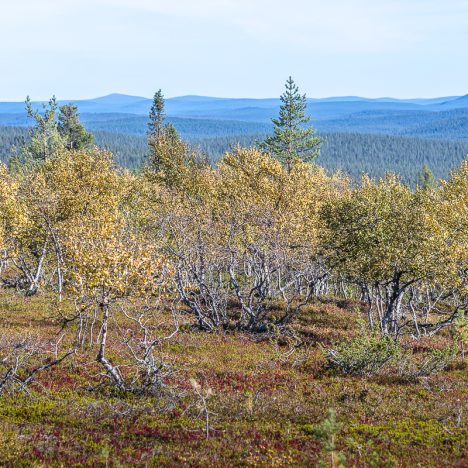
[97,292,125,389]
[382,273,403,335]
[26,237,49,296]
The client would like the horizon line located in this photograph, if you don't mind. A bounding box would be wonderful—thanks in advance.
[0,92,465,104]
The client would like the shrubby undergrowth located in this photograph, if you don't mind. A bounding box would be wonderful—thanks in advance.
[323,326,456,380]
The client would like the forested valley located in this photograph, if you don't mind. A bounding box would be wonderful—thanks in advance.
[2,125,467,184]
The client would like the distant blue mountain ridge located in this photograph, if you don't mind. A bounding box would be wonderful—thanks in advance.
[0,93,467,140]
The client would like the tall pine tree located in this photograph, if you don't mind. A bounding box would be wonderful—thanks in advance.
[148,89,166,141]
[146,90,184,173]
[262,77,321,171]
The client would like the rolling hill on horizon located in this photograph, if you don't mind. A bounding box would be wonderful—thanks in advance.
[0,92,466,117]
[0,92,467,141]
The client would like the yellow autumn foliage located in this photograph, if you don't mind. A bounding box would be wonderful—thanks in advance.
[0,140,464,335]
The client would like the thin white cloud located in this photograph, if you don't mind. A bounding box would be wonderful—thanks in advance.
[0,0,467,99]
[2,0,468,55]
[95,0,468,53]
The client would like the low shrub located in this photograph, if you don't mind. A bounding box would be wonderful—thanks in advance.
[323,332,402,377]
[323,328,456,379]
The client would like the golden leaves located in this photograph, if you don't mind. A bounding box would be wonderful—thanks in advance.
[321,168,467,288]
[1,142,465,304]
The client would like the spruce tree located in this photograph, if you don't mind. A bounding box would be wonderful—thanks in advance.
[146,90,184,172]
[58,104,94,150]
[148,89,166,141]
[262,77,321,171]
[416,164,436,190]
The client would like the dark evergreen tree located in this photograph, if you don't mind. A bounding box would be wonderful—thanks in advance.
[261,77,321,171]
[416,164,436,189]
[146,91,185,171]
[148,89,166,141]
[58,104,94,150]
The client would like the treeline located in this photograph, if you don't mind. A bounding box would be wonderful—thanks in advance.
[181,132,468,183]
[1,126,467,183]
[0,126,26,161]
[319,132,468,183]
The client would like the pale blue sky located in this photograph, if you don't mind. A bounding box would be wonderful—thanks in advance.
[1,0,467,100]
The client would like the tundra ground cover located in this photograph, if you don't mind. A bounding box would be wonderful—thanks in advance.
[0,290,465,467]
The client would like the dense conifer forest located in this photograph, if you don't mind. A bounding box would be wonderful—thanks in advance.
[1,125,467,183]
